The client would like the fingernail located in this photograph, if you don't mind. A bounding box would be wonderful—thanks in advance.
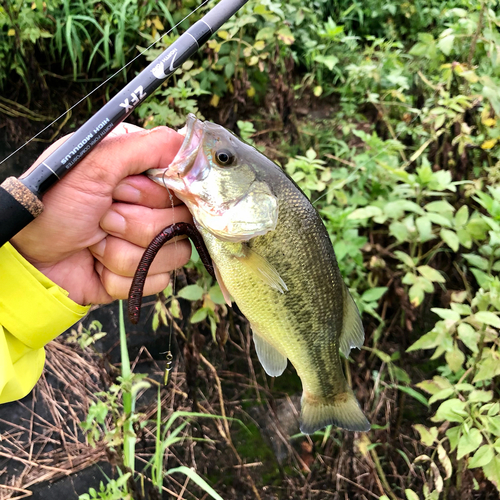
[114,184,141,203]
[90,238,106,258]
[101,210,126,234]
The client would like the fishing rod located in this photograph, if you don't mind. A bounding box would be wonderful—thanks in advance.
[0,0,248,247]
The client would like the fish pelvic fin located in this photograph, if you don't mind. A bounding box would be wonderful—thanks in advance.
[339,283,365,358]
[253,332,288,377]
[300,388,370,434]
[235,245,287,293]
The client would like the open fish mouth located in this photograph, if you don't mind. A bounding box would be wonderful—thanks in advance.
[147,114,205,193]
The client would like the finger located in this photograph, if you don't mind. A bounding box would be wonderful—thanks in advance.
[23,122,146,176]
[100,202,193,247]
[81,126,183,187]
[112,175,183,208]
[95,262,171,300]
[90,235,192,277]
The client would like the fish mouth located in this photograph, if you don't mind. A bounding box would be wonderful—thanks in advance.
[147,113,205,196]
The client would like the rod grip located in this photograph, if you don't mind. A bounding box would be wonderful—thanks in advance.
[0,177,44,246]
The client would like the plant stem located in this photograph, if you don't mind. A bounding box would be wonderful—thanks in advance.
[119,299,135,472]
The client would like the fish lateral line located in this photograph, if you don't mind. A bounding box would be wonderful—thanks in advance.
[128,221,215,324]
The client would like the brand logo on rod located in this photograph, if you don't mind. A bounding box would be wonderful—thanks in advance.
[119,86,147,113]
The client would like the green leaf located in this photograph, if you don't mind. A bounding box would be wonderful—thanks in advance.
[314,54,339,71]
[431,308,460,321]
[409,283,425,306]
[392,365,411,383]
[474,311,500,328]
[483,454,500,491]
[361,287,388,302]
[446,426,461,451]
[455,205,469,227]
[414,424,438,446]
[385,200,424,217]
[416,216,435,242]
[170,298,182,319]
[469,390,493,403]
[446,345,465,373]
[397,385,429,407]
[426,200,455,213]
[433,399,468,422]
[427,212,453,227]
[437,34,455,55]
[178,285,204,301]
[417,379,444,395]
[457,228,473,248]
[209,284,226,305]
[348,205,383,219]
[462,254,489,270]
[405,490,420,500]
[167,466,224,500]
[394,250,416,268]
[163,283,173,298]
[450,303,471,316]
[473,354,500,383]
[191,308,208,323]
[466,217,489,240]
[372,348,392,363]
[390,221,410,242]
[471,268,492,288]
[418,265,446,283]
[440,228,460,251]
[429,387,455,405]
[468,445,494,469]
[457,428,483,460]
[457,323,479,353]
[407,330,440,351]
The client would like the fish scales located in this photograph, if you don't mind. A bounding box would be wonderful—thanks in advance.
[147,114,370,434]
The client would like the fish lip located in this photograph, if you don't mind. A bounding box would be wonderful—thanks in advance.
[147,114,205,193]
[170,113,204,178]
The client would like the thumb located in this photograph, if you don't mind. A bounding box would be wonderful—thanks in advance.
[84,125,183,185]
[24,123,183,185]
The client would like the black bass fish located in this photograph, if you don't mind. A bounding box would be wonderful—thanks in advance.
[147,114,370,434]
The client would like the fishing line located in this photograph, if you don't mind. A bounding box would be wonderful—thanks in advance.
[160,168,179,386]
[0,0,210,167]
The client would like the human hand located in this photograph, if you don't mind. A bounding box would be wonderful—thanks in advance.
[10,123,192,306]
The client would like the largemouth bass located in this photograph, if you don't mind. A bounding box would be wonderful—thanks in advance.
[148,114,370,434]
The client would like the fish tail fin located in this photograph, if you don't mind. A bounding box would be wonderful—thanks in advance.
[300,388,370,434]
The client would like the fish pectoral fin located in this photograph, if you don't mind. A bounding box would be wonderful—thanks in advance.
[213,262,232,306]
[339,283,365,358]
[235,245,288,293]
[300,388,370,435]
[253,333,287,377]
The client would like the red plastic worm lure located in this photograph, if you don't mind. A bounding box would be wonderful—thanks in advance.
[128,222,215,324]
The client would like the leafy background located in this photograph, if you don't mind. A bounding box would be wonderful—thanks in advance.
[0,0,500,499]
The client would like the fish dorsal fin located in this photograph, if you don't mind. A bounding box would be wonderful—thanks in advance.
[213,262,232,306]
[235,245,288,293]
[339,283,365,358]
[253,332,288,377]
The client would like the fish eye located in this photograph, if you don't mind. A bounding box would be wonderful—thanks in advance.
[215,149,235,166]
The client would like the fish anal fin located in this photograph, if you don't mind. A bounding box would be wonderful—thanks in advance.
[235,246,287,293]
[213,262,232,306]
[300,389,370,434]
[253,332,287,377]
[339,283,365,358]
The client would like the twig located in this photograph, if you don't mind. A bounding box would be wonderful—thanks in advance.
[468,0,485,67]
[199,354,263,500]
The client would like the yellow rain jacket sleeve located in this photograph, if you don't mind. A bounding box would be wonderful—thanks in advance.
[0,243,89,403]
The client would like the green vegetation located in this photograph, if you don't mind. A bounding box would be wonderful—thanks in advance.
[1,0,500,498]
